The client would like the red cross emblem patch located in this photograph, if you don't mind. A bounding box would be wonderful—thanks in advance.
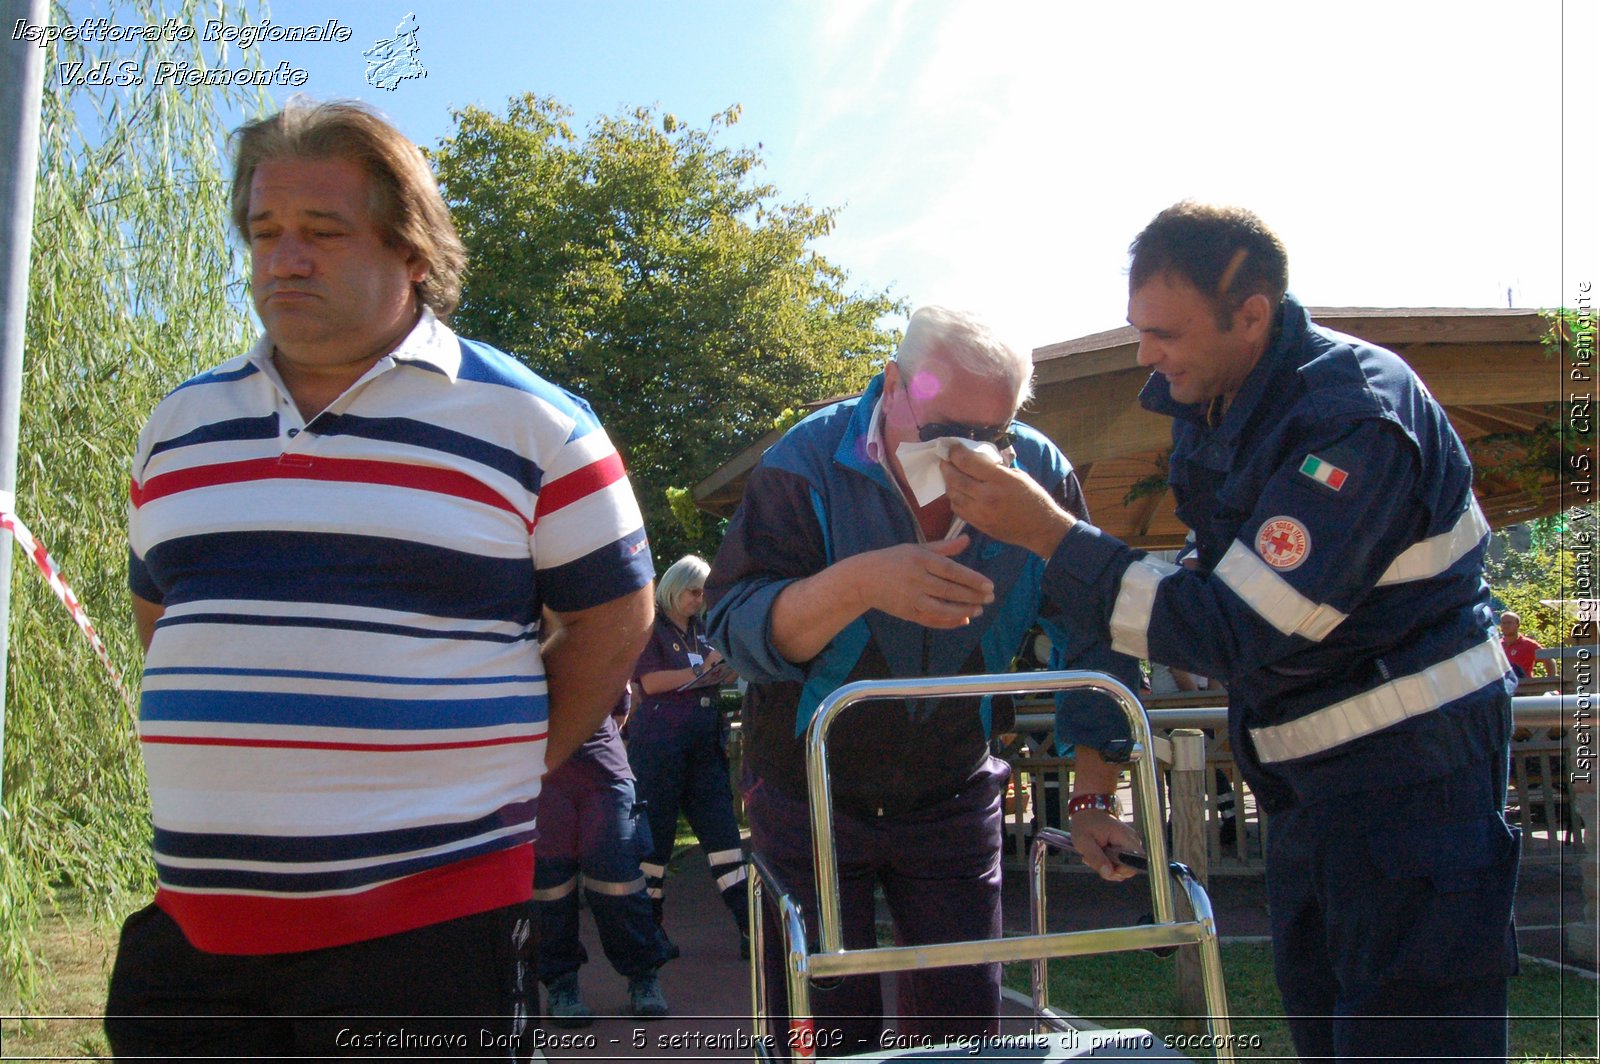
[1256,517,1310,571]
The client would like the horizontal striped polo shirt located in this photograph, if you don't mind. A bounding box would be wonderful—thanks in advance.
[127,310,653,954]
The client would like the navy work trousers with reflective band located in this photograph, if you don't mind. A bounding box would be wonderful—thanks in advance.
[1267,757,1519,1064]
[747,756,1007,1059]
[533,771,674,982]
[105,900,536,1061]
[628,702,750,935]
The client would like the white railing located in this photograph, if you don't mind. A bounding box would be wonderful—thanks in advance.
[725,693,1585,874]
[999,694,1584,874]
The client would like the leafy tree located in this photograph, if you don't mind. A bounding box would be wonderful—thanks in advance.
[2,0,263,1000]
[433,95,905,564]
[1486,513,1590,655]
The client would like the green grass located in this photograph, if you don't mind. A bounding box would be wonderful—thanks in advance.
[0,908,116,1060]
[5,906,1594,1062]
[1002,942,1598,1061]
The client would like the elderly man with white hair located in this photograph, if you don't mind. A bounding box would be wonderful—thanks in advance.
[706,306,1138,1054]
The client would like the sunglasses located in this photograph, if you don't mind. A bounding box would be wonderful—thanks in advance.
[902,382,1014,448]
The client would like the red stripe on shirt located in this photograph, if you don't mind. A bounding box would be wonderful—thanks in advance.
[133,457,532,531]
[533,453,625,524]
[154,844,535,954]
[141,732,545,752]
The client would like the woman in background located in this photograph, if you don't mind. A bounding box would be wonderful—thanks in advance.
[628,555,750,958]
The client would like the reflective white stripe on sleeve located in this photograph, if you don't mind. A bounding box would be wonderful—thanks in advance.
[1175,530,1198,566]
[1215,540,1348,642]
[1109,557,1180,659]
[1250,636,1511,763]
[1377,498,1489,587]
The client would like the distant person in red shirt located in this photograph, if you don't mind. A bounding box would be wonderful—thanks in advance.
[1499,610,1544,679]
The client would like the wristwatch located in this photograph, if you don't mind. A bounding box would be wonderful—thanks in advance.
[1066,793,1121,816]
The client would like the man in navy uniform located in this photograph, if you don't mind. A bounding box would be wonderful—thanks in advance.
[942,202,1518,1062]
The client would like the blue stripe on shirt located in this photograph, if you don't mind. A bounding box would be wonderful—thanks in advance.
[309,412,542,493]
[129,547,163,604]
[454,338,603,442]
[539,527,654,614]
[153,611,537,644]
[144,531,538,624]
[155,799,539,861]
[140,689,546,728]
[168,361,260,393]
[148,414,280,460]
[155,827,542,893]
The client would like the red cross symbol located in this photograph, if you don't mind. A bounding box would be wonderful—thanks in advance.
[1256,517,1309,571]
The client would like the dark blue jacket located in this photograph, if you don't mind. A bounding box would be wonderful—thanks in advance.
[1047,297,1513,813]
[706,372,1139,818]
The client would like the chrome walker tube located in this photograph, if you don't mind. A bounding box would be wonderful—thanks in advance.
[741,669,1234,1060]
[1028,828,1232,1052]
[749,850,814,1058]
[806,671,1170,957]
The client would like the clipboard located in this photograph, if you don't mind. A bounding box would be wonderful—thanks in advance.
[673,658,737,692]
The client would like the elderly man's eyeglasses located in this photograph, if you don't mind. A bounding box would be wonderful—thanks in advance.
[901,382,1013,448]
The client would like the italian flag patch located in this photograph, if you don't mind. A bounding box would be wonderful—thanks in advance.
[1300,454,1349,491]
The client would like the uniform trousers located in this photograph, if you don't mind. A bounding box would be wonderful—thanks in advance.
[533,771,674,982]
[1267,752,1519,1063]
[629,702,750,935]
[746,756,1007,1058]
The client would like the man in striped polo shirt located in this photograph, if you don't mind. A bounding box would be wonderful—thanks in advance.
[106,100,655,1060]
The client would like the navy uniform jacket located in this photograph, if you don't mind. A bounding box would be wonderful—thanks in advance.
[1046,297,1514,813]
[705,372,1139,819]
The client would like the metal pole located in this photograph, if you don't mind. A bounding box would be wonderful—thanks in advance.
[1168,728,1209,1027]
[0,0,49,800]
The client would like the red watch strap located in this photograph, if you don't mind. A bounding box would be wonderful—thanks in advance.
[1066,792,1119,815]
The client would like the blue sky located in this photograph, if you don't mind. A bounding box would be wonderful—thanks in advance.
[54,0,1600,351]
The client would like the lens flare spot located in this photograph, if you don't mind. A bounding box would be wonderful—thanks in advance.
[909,370,943,403]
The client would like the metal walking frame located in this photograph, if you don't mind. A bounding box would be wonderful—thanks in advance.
[746,671,1234,1061]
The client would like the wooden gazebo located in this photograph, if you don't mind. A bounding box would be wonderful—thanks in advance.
[693,308,1566,547]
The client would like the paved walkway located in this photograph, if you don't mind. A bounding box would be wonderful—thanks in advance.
[533,841,1594,1061]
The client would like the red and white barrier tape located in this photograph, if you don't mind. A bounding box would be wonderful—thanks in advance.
[0,489,136,713]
